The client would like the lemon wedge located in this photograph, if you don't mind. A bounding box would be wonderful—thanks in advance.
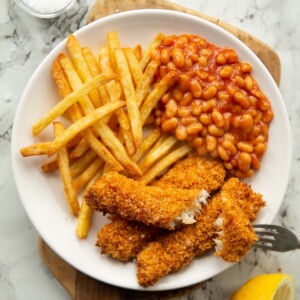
[231,273,295,300]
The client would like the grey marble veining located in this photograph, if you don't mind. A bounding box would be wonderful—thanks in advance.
[1,0,300,299]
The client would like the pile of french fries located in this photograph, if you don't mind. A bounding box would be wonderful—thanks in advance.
[20,32,192,239]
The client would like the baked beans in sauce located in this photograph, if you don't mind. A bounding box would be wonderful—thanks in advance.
[152,34,273,178]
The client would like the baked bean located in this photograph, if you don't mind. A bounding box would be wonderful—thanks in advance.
[219,66,234,78]
[238,152,251,172]
[206,135,217,152]
[259,99,271,111]
[191,137,203,147]
[255,142,267,157]
[241,62,252,73]
[191,100,202,116]
[198,56,208,67]
[251,155,261,170]
[202,99,217,112]
[181,117,197,126]
[197,144,207,155]
[200,48,213,59]
[160,48,171,65]
[199,113,212,126]
[177,106,191,118]
[210,150,219,158]
[248,96,258,107]
[239,114,254,133]
[159,66,168,78]
[212,110,225,128]
[165,99,178,118]
[245,75,254,90]
[178,74,191,92]
[234,75,246,88]
[172,88,183,102]
[224,49,238,63]
[203,85,217,100]
[223,113,232,131]
[191,54,199,62]
[180,92,193,106]
[223,132,235,143]
[190,79,202,98]
[187,123,203,135]
[252,134,265,145]
[262,109,274,123]
[207,75,216,83]
[155,117,161,127]
[154,109,163,117]
[200,127,208,137]
[161,92,171,104]
[223,162,233,170]
[232,115,241,128]
[196,70,209,80]
[184,57,193,70]
[223,140,237,155]
[161,117,179,132]
[187,41,198,52]
[216,53,226,65]
[260,123,269,136]
[254,111,262,124]
[233,91,249,108]
[208,124,224,137]
[175,126,187,140]
[217,91,230,101]
[172,48,185,67]
[237,142,254,153]
[218,146,230,161]
[167,61,176,72]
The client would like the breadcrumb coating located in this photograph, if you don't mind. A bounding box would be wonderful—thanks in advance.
[136,178,265,286]
[153,153,226,194]
[96,216,162,261]
[214,200,258,262]
[95,155,225,262]
[85,172,203,230]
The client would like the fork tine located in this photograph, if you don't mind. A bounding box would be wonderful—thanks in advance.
[254,231,278,237]
[253,243,274,251]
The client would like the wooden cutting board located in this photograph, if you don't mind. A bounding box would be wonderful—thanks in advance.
[39,1,281,299]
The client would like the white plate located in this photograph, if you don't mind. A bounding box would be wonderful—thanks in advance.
[11,10,291,291]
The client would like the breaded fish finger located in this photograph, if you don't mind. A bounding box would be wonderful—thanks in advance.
[136,178,264,286]
[85,172,209,230]
[152,153,226,193]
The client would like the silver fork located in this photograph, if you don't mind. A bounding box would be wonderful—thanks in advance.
[253,224,300,252]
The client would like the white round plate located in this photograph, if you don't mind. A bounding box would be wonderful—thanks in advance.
[11,10,291,291]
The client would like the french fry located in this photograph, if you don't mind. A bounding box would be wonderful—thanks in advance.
[52,58,122,172]
[54,122,79,215]
[70,149,97,177]
[140,135,178,171]
[69,138,90,159]
[82,47,101,78]
[115,48,143,149]
[139,33,165,71]
[99,52,135,156]
[144,113,155,126]
[76,168,103,239]
[41,158,59,173]
[140,70,179,125]
[47,101,126,157]
[107,31,121,74]
[136,60,160,108]
[139,144,193,184]
[20,142,52,157]
[124,47,143,87]
[133,44,142,62]
[67,35,102,108]
[32,73,115,135]
[73,157,104,192]
[132,128,162,163]
[58,54,141,176]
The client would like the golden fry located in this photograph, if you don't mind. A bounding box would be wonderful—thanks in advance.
[140,135,178,171]
[20,142,52,157]
[32,73,115,135]
[136,60,160,108]
[124,47,143,87]
[67,35,102,108]
[76,168,103,239]
[115,48,143,149]
[73,157,104,192]
[107,31,121,74]
[70,148,97,177]
[54,122,79,215]
[140,144,192,184]
[132,128,162,163]
[139,33,165,71]
[133,44,142,62]
[47,101,125,156]
[99,52,136,156]
[69,138,90,159]
[140,71,179,125]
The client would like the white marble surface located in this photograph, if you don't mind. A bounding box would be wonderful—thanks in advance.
[1,0,299,299]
